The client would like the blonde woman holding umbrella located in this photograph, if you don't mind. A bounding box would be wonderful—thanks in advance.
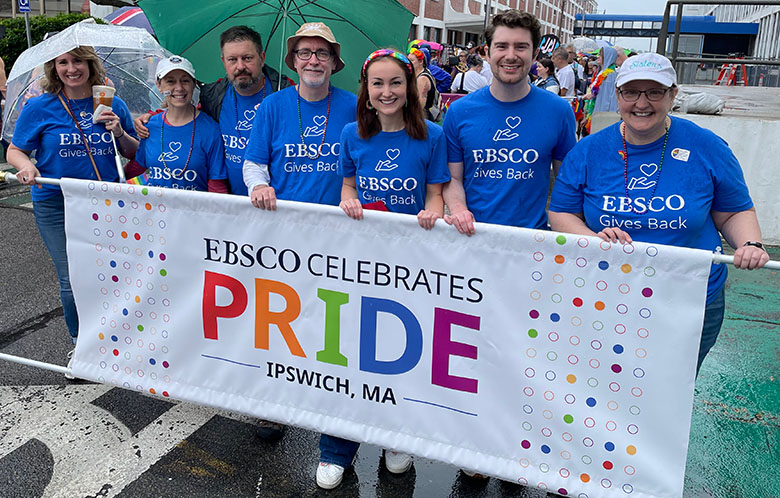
[7,46,136,353]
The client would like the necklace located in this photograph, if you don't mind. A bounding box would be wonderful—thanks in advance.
[234,81,265,141]
[621,120,669,215]
[62,92,91,122]
[297,84,331,160]
[160,106,197,179]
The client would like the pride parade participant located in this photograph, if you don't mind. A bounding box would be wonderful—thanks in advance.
[133,56,227,192]
[408,46,439,121]
[8,46,136,352]
[315,48,451,490]
[242,22,356,440]
[549,53,769,373]
[134,26,290,195]
[442,9,576,237]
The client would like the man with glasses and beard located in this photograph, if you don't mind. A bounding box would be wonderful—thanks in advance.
[135,26,292,195]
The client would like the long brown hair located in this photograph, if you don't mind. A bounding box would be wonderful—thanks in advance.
[357,53,427,141]
[42,46,106,94]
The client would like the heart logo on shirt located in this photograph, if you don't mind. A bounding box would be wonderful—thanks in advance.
[312,115,326,127]
[169,142,182,153]
[639,163,658,177]
[243,110,256,122]
[386,149,400,161]
[505,116,521,129]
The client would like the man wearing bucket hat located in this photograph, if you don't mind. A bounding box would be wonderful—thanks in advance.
[241,20,356,454]
[550,52,769,375]
[243,21,356,210]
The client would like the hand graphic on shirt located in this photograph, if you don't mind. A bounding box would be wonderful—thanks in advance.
[492,129,519,141]
[626,176,656,190]
[303,126,325,137]
[375,160,399,172]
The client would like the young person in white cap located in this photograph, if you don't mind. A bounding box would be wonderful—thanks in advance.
[243,22,356,209]
[549,52,769,374]
[132,56,227,192]
[241,21,357,449]
[133,26,291,195]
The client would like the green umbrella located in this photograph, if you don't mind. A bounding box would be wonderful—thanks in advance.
[138,0,414,93]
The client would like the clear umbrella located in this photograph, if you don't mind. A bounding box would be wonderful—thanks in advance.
[572,37,598,54]
[2,20,174,142]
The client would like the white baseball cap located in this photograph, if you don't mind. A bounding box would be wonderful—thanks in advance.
[156,56,196,81]
[615,53,677,88]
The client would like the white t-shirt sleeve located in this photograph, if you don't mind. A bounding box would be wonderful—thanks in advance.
[558,66,575,96]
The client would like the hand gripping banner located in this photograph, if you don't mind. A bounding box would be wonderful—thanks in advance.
[62,179,713,498]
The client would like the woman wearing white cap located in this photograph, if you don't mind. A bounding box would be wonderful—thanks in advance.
[549,53,769,374]
[132,56,227,192]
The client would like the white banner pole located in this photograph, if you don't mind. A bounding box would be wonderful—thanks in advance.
[0,352,68,375]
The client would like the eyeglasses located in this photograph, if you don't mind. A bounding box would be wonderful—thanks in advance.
[294,49,333,62]
[618,88,670,102]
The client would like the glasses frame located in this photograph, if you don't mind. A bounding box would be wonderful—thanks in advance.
[617,88,671,102]
[293,49,334,62]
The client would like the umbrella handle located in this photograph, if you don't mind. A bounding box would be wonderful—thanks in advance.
[111,133,126,183]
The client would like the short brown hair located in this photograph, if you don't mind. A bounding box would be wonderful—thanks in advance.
[42,46,106,94]
[357,53,427,141]
[485,10,541,53]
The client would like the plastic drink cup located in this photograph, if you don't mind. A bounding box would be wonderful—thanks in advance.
[92,85,115,111]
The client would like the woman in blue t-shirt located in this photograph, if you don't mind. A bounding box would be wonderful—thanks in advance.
[549,53,769,374]
[316,49,450,490]
[132,56,227,192]
[8,46,137,350]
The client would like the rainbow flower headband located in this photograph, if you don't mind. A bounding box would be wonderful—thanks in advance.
[362,49,413,77]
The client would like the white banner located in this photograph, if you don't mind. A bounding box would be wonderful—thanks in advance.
[63,179,712,498]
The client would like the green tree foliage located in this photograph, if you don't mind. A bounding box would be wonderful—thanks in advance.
[0,14,104,74]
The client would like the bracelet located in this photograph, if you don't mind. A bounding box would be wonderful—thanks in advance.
[116,128,125,138]
[743,241,765,250]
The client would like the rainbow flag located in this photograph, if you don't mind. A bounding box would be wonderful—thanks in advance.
[126,172,149,185]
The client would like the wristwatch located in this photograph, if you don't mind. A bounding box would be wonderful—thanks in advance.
[743,241,765,250]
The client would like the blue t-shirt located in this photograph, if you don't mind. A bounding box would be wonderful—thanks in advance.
[136,111,226,191]
[12,93,136,201]
[443,85,576,229]
[244,86,357,206]
[549,117,754,303]
[218,80,273,195]
[338,121,451,215]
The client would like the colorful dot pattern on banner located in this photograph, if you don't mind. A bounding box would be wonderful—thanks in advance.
[87,182,172,398]
[513,231,663,497]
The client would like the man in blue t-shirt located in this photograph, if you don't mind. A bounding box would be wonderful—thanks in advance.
[243,22,356,209]
[134,26,292,195]
[240,22,356,449]
[443,9,576,235]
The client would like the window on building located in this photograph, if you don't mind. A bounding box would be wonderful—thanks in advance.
[432,27,442,43]
[642,21,652,29]
[424,26,431,40]
[623,21,633,29]
[409,24,417,41]
[652,21,662,29]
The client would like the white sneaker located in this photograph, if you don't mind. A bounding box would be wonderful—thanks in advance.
[64,349,75,380]
[384,450,412,474]
[316,462,345,489]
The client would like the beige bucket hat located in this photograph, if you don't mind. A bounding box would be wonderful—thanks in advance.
[284,22,346,73]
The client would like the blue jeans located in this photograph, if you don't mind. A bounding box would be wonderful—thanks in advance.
[33,193,79,342]
[696,289,726,375]
[319,434,360,468]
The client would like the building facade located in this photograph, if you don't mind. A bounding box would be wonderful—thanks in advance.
[703,4,780,58]
[398,0,598,49]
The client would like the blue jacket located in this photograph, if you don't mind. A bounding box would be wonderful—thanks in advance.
[428,63,452,94]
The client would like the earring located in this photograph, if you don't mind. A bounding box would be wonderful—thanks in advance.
[366,101,374,110]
